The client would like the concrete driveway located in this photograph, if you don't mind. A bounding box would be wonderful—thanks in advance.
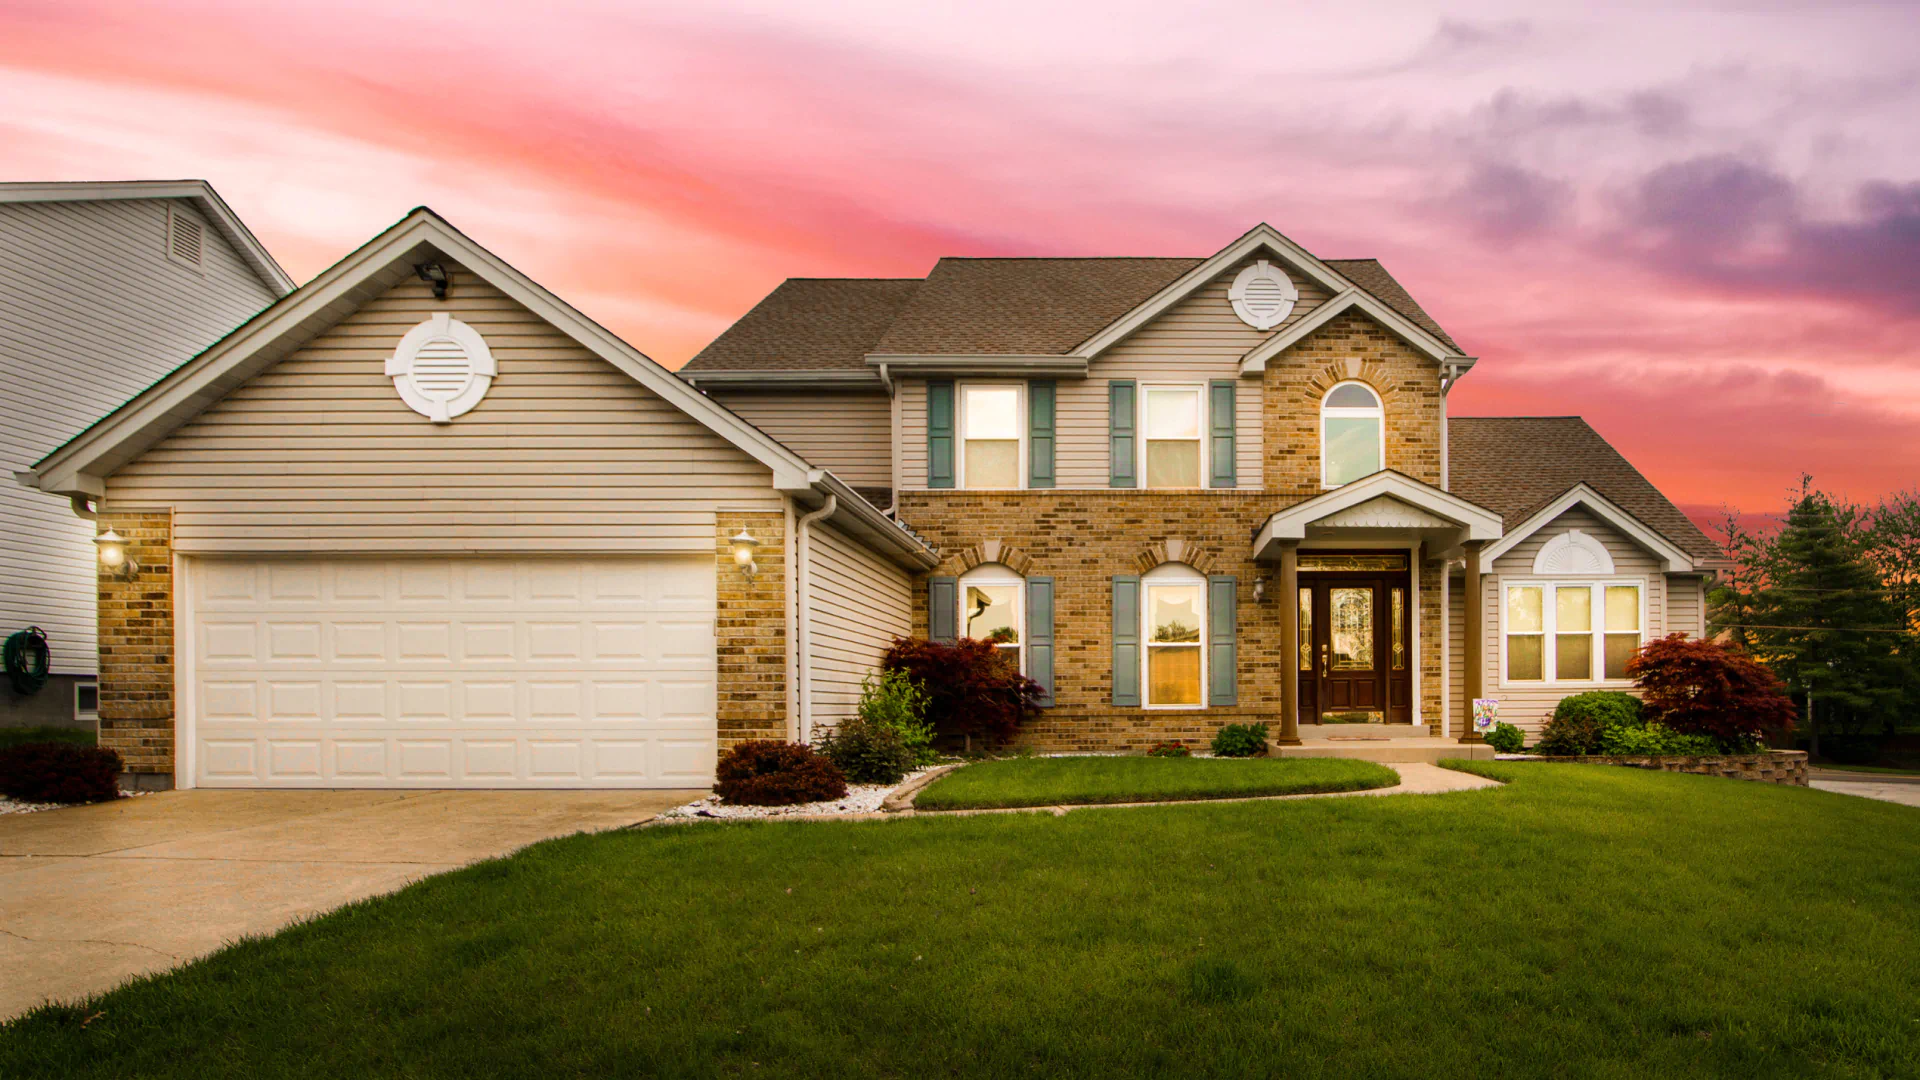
[0,787,698,1020]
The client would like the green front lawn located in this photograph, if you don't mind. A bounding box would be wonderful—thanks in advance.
[5,766,1918,1078]
[0,726,95,749]
[914,754,1397,810]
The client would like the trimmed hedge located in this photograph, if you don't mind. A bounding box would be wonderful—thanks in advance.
[0,742,123,804]
[713,741,847,806]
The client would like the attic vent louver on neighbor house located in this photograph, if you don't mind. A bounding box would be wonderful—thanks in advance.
[386,312,497,423]
[165,204,203,268]
[1228,258,1299,330]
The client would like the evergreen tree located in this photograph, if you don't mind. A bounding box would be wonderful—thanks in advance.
[1744,482,1909,742]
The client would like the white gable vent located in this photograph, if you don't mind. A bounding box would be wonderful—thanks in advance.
[386,312,496,423]
[1228,258,1299,330]
[166,205,203,268]
[1534,529,1617,575]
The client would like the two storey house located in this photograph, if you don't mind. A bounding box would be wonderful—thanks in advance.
[686,224,1724,750]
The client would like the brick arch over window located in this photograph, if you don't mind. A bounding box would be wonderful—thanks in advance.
[1260,308,1445,491]
[1300,362,1401,411]
[947,539,1036,576]
[1133,537,1222,575]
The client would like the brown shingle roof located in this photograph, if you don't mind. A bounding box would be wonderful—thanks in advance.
[1325,259,1462,352]
[1448,417,1724,564]
[682,278,920,372]
[686,249,1465,371]
[870,257,1204,355]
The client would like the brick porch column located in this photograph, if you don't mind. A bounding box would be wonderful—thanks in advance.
[1458,540,1485,743]
[1275,541,1301,745]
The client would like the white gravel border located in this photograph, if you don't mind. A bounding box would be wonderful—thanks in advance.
[655,768,941,821]
[0,791,142,815]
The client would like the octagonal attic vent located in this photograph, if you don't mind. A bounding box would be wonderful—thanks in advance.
[1228,259,1299,330]
[385,312,496,423]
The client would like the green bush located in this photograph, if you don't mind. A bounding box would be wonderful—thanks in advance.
[1145,741,1190,758]
[857,669,936,767]
[1537,691,1644,755]
[815,713,917,785]
[1485,722,1526,754]
[1600,723,1718,756]
[1209,723,1268,758]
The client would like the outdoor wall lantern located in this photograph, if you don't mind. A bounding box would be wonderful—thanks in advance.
[1253,576,1268,603]
[95,528,140,580]
[730,529,761,582]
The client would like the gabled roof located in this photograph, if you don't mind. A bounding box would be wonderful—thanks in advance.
[1252,469,1504,560]
[1448,417,1723,567]
[20,207,936,569]
[683,277,919,374]
[679,225,1465,373]
[0,180,295,296]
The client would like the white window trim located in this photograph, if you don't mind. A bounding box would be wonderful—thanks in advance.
[1143,563,1207,709]
[1499,578,1649,688]
[959,564,1025,674]
[1320,380,1385,489]
[1138,382,1209,491]
[956,382,1027,490]
[74,680,99,722]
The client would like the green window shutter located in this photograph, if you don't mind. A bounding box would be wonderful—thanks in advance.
[1028,380,1056,489]
[1112,574,1141,706]
[1209,380,1237,488]
[1208,574,1238,706]
[1109,380,1137,488]
[927,381,955,489]
[928,576,957,642]
[1026,576,1055,706]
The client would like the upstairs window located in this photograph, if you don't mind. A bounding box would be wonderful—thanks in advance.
[960,384,1023,489]
[1143,385,1204,488]
[1321,382,1383,487]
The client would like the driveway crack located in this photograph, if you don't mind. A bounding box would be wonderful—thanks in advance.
[0,926,182,961]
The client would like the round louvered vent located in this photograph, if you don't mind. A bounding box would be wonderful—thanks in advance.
[386,312,497,423]
[1228,259,1300,330]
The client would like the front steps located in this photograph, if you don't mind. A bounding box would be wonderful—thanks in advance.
[1273,726,1494,763]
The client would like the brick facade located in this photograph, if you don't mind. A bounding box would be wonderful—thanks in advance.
[95,511,174,787]
[715,510,790,749]
[1262,309,1444,492]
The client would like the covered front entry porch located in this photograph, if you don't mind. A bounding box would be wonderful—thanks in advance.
[1251,471,1505,749]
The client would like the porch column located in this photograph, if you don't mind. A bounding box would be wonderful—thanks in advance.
[1276,541,1302,745]
[1458,540,1485,743]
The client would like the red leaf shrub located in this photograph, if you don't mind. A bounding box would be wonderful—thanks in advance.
[0,742,123,804]
[1627,634,1798,743]
[713,740,847,806]
[882,637,1044,747]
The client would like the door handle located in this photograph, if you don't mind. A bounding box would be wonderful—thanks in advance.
[1319,643,1328,678]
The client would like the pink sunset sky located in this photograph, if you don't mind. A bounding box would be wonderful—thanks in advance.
[5,1,1917,522]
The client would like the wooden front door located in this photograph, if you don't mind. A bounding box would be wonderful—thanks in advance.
[1298,571,1413,724]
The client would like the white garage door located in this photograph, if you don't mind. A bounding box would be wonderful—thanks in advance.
[184,556,717,788]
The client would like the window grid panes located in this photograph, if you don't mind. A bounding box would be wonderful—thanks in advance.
[1143,387,1202,489]
[961,385,1021,489]
[1506,581,1643,684]
[1145,580,1204,706]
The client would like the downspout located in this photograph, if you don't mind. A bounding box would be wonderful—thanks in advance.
[794,494,837,743]
[70,494,98,521]
[1438,361,1460,491]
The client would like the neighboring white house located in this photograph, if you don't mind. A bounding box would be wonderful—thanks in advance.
[1,181,292,728]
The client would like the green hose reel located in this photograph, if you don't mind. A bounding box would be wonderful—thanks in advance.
[4,626,51,696]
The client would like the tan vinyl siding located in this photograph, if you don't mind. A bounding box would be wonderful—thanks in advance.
[1666,574,1706,639]
[108,266,781,552]
[1483,508,1667,732]
[807,521,912,729]
[1,197,280,674]
[708,389,891,487]
[896,260,1324,490]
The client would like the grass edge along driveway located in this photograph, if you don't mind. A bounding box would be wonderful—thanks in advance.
[3,763,1918,1079]
[913,754,1398,810]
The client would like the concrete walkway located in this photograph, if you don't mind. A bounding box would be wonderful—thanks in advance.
[0,787,697,1020]
[1809,777,1920,809]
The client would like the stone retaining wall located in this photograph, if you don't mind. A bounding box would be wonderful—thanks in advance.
[1540,750,1808,787]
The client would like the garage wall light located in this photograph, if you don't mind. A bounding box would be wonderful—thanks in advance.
[95,528,140,580]
[730,529,761,582]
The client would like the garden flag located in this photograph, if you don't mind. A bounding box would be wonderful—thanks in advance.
[1472,699,1500,733]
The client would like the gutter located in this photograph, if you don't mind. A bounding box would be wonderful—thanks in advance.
[794,494,837,743]
[804,469,939,571]
[863,353,1089,378]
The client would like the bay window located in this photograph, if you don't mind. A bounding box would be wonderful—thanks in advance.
[1504,580,1644,684]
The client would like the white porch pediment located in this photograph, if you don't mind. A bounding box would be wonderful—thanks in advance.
[1253,471,1504,560]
